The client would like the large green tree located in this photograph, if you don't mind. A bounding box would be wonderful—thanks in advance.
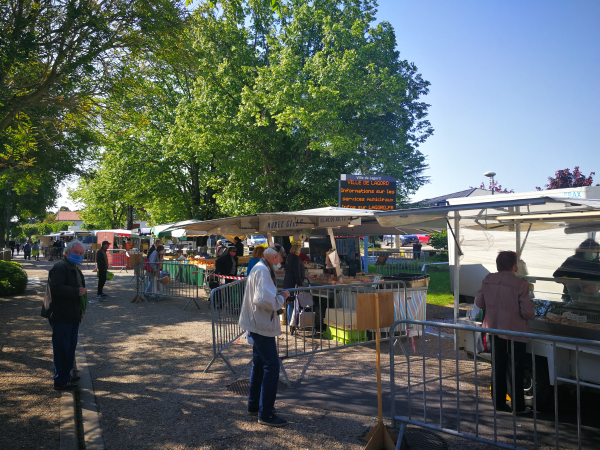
[0,0,186,224]
[75,0,432,221]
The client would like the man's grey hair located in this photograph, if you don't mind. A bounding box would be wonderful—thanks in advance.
[65,240,85,254]
[263,247,278,257]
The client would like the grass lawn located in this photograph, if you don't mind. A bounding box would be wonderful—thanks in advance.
[426,271,454,306]
[367,265,454,307]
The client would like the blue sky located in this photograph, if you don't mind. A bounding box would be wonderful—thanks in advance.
[374,0,600,201]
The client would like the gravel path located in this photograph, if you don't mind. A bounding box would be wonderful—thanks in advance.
[3,260,542,450]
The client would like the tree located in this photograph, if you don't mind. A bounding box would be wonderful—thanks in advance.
[472,181,514,194]
[74,0,433,220]
[0,0,186,218]
[536,167,595,190]
[429,230,447,250]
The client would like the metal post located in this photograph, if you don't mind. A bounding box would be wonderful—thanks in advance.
[453,213,460,325]
[6,182,10,248]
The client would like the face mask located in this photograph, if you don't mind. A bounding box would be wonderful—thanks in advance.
[68,253,83,265]
[273,263,281,270]
[583,252,597,261]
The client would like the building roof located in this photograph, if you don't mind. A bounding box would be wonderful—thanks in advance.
[56,210,81,222]
[420,188,492,207]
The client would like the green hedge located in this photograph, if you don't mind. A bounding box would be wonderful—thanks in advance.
[0,260,28,296]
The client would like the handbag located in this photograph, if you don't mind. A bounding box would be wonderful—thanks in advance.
[41,278,52,318]
[143,258,152,272]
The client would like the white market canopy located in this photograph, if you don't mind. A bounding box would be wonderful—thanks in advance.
[159,206,418,237]
[92,229,133,237]
[374,188,600,233]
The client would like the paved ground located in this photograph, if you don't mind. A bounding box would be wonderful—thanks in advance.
[2,259,596,449]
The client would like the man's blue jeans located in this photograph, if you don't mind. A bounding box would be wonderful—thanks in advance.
[248,332,279,419]
[49,320,79,386]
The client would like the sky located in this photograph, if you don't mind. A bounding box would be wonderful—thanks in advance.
[55,0,600,210]
[374,0,600,201]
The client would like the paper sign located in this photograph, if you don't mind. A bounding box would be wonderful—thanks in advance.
[356,292,395,331]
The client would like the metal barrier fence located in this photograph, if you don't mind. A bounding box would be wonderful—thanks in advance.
[134,261,203,309]
[370,251,428,275]
[202,280,434,374]
[389,319,600,450]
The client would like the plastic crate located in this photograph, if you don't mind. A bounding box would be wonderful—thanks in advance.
[324,325,367,344]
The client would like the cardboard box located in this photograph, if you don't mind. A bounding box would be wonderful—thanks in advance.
[129,254,144,266]
[92,243,99,250]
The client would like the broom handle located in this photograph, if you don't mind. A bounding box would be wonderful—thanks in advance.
[375,293,383,425]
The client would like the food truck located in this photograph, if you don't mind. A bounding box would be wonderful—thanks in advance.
[375,186,600,407]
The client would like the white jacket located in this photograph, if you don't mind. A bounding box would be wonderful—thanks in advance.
[238,260,285,337]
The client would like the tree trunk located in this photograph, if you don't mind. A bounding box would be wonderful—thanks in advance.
[126,205,134,230]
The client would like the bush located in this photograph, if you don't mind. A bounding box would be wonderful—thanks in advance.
[429,230,448,250]
[0,260,28,296]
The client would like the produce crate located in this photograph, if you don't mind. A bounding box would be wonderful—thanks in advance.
[324,324,366,344]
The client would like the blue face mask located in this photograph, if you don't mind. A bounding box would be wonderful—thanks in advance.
[68,253,83,265]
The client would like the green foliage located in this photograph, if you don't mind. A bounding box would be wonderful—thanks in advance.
[426,272,454,306]
[76,0,433,222]
[0,260,28,296]
[429,230,448,250]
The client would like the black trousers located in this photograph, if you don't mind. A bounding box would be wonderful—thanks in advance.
[98,270,107,295]
[493,336,526,411]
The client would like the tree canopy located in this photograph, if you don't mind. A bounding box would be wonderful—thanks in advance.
[537,167,595,190]
[73,0,433,225]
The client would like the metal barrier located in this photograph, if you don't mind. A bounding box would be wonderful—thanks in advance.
[389,319,600,450]
[134,261,202,309]
[202,280,434,374]
[370,251,428,275]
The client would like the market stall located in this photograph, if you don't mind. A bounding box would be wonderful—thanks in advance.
[375,185,600,405]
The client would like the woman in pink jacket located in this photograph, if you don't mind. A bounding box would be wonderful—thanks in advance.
[475,251,535,414]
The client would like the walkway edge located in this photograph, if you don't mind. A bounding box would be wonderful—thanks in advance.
[76,340,105,449]
[59,391,76,450]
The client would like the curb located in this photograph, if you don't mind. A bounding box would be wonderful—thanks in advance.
[76,340,105,449]
[59,390,76,450]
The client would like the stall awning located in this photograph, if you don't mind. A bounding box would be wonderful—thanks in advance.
[374,195,600,232]
[92,229,132,237]
[159,207,419,237]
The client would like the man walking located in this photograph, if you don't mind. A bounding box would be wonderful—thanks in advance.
[96,240,110,299]
[23,240,31,260]
[238,246,290,426]
[9,239,15,257]
[42,241,87,390]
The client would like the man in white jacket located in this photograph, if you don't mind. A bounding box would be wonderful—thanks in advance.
[238,246,290,426]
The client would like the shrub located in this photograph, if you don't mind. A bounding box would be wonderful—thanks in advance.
[0,260,28,296]
[429,230,448,250]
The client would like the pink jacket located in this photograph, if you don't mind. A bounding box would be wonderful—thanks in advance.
[475,271,535,343]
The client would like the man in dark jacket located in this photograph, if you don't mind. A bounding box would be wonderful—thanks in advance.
[42,241,87,390]
[234,237,244,257]
[96,240,110,299]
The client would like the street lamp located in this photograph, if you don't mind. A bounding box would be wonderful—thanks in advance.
[484,171,496,195]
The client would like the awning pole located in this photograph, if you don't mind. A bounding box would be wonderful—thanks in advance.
[453,214,460,325]
[327,227,343,277]
[266,232,274,246]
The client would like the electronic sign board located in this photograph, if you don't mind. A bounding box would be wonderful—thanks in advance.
[338,174,397,210]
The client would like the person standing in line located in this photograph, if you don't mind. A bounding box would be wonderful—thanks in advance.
[32,241,40,261]
[96,241,110,299]
[148,239,161,259]
[475,251,535,415]
[145,244,164,299]
[238,247,290,427]
[23,240,31,260]
[42,241,87,391]
[247,246,266,274]
[234,236,244,257]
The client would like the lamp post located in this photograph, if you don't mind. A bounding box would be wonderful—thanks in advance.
[484,171,496,195]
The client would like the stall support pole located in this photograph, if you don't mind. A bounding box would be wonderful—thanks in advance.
[515,207,521,255]
[453,213,461,349]
[327,227,343,277]
[267,232,274,246]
